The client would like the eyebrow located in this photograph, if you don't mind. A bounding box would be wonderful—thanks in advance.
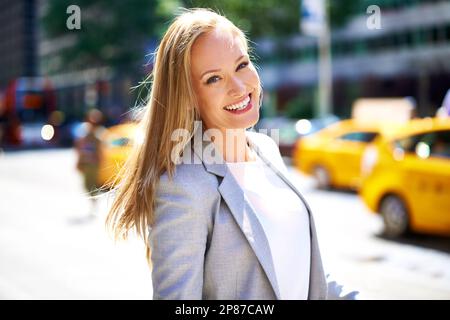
[200,55,246,80]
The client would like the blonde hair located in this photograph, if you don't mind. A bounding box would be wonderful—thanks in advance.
[105,8,250,263]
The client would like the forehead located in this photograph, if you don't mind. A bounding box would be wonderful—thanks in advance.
[191,28,247,76]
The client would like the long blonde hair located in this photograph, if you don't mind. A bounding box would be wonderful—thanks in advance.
[105,8,249,262]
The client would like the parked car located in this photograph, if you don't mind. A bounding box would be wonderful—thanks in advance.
[360,117,450,237]
[255,115,339,157]
[97,122,142,187]
[292,119,399,189]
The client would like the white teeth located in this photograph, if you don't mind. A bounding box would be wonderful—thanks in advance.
[224,95,250,111]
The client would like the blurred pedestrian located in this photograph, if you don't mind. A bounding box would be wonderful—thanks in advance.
[75,108,105,218]
[106,8,358,300]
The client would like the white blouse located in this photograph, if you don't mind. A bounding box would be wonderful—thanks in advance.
[226,154,311,300]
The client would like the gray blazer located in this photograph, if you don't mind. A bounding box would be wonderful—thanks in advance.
[149,131,357,300]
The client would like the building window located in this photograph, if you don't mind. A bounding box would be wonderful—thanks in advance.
[445,24,450,42]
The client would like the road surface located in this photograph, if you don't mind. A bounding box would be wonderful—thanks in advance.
[0,149,449,299]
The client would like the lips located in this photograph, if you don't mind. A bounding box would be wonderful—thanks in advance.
[223,93,253,115]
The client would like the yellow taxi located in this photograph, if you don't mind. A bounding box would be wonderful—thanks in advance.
[292,119,398,190]
[97,122,142,187]
[360,117,450,237]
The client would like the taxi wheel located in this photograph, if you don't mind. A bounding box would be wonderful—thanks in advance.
[313,165,331,190]
[380,195,409,238]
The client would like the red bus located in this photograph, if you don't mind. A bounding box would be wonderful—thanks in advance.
[0,77,57,147]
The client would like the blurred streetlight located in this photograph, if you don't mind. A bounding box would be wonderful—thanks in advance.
[41,124,55,141]
[295,119,312,135]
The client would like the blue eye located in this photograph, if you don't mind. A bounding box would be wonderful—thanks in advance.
[237,61,249,71]
[206,75,220,85]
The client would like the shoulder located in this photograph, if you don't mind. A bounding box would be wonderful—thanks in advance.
[157,161,219,201]
[154,162,220,235]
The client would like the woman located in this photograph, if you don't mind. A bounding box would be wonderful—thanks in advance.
[106,8,358,300]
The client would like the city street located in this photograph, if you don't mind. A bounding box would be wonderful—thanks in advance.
[0,149,449,299]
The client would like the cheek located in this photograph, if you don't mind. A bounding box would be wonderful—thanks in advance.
[195,87,224,118]
[247,65,260,85]
[193,83,211,108]
[246,69,261,101]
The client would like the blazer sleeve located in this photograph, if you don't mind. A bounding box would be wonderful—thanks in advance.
[149,172,215,300]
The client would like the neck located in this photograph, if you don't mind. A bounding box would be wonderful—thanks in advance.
[211,128,255,163]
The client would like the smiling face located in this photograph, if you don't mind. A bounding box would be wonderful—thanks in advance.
[190,28,261,133]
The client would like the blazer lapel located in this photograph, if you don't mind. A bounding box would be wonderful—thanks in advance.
[218,171,282,300]
[192,139,282,299]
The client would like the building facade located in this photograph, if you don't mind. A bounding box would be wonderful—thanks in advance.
[0,0,38,87]
[257,0,450,117]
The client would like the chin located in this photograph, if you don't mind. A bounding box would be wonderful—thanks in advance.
[236,115,260,130]
[247,116,259,129]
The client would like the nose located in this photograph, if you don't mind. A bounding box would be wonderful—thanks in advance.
[228,76,246,97]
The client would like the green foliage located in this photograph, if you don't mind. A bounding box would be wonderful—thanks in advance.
[185,0,300,38]
[185,0,363,38]
[328,0,362,28]
[283,90,315,119]
[42,0,180,73]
